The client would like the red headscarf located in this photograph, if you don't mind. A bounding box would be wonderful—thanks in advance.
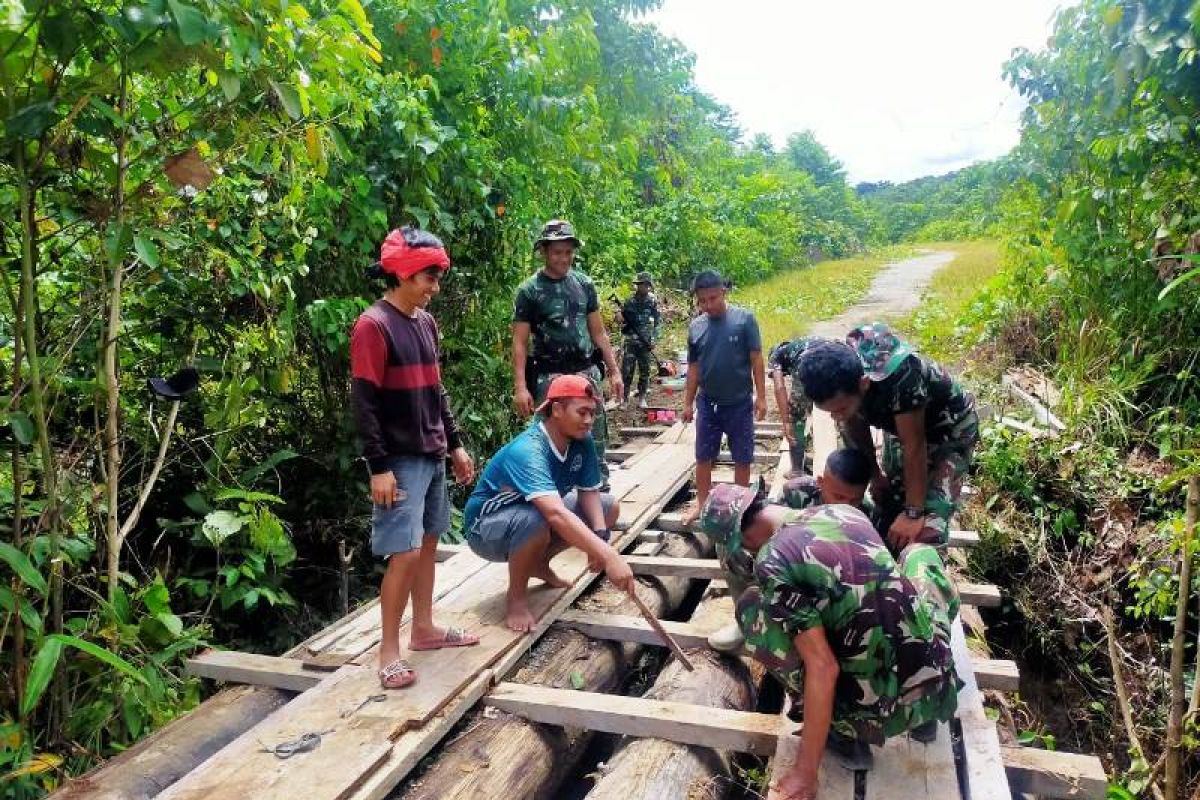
[379,228,451,279]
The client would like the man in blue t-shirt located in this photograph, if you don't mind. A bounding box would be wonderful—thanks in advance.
[465,375,635,632]
[681,269,766,523]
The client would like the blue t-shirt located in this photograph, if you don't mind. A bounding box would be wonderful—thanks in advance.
[463,421,602,531]
[687,305,762,405]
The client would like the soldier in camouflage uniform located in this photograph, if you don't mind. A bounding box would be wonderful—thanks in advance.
[797,324,979,552]
[701,484,960,795]
[768,336,827,475]
[619,272,661,408]
[512,220,623,481]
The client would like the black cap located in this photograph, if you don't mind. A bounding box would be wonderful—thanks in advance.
[148,367,200,400]
[690,269,729,292]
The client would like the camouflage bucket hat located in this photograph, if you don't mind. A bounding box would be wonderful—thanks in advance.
[534,219,583,251]
[846,322,914,381]
[700,479,764,553]
[634,271,653,285]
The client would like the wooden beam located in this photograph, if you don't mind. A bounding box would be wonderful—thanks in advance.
[187,650,323,693]
[950,617,1012,800]
[620,426,777,441]
[811,409,838,477]
[625,555,724,580]
[973,657,1020,692]
[1001,745,1107,799]
[557,610,712,650]
[558,610,1019,690]
[482,682,782,756]
[654,512,981,549]
[958,582,1002,608]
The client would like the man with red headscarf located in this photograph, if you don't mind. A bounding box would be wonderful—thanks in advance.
[351,226,480,690]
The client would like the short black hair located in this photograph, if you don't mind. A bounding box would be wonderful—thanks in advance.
[825,448,872,486]
[739,498,766,533]
[690,269,730,292]
[797,341,863,403]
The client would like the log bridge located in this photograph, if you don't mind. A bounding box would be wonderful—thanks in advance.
[51,420,1106,800]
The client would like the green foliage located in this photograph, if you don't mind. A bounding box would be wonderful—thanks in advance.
[860,160,1015,242]
[0,0,880,790]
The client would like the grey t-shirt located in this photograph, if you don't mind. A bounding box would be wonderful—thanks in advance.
[687,305,762,405]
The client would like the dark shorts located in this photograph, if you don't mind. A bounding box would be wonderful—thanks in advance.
[466,490,615,563]
[370,455,450,557]
[695,394,755,464]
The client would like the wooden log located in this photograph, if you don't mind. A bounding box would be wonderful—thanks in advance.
[583,594,764,799]
[1001,745,1107,799]
[608,447,776,465]
[392,533,713,800]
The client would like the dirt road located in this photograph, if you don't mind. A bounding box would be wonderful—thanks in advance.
[807,249,955,338]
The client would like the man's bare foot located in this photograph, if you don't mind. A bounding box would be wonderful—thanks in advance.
[378,648,401,674]
[506,599,536,632]
[531,562,571,588]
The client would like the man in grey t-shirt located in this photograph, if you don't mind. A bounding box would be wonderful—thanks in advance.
[681,270,766,522]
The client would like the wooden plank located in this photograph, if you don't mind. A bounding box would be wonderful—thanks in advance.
[303,549,491,664]
[1001,745,1107,799]
[482,682,782,756]
[864,719,959,800]
[951,617,1012,800]
[766,699,858,800]
[557,610,712,650]
[973,657,1020,692]
[625,554,723,580]
[434,543,466,561]
[811,408,839,477]
[621,426,778,441]
[958,582,1002,608]
[187,650,324,693]
[613,447,775,465]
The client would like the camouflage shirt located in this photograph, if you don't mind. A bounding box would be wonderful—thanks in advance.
[514,270,600,372]
[621,293,660,346]
[768,336,822,377]
[848,323,975,446]
[735,504,961,742]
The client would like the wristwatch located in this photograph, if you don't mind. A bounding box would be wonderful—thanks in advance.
[903,505,925,520]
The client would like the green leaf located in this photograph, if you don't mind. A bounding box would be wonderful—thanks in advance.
[201,510,246,547]
[167,0,210,46]
[569,669,585,690]
[8,411,34,445]
[21,637,63,716]
[0,542,48,595]
[269,79,303,120]
[218,70,241,102]
[1157,265,1200,301]
[5,101,57,140]
[50,634,149,685]
[134,235,160,268]
[238,448,298,485]
[155,612,184,638]
[0,586,43,634]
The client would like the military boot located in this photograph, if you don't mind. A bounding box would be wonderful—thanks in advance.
[825,731,874,771]
[707,621,745,653]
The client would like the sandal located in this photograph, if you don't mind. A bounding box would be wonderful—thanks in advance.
[409,626,481,651]
[378,659,416,689]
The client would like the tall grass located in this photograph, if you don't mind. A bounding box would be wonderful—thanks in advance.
[734,245,916,347]
[892,240,1002,362]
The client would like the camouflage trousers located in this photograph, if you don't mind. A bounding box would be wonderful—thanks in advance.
[534,365,609,481]
[877,410,979,547]
[621,340,654,398]
[785,385,813,475]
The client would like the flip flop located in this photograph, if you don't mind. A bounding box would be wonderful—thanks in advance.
[409,626,481,651]
[378,659,416,689]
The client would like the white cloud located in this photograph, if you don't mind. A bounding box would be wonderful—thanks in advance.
[642,0,1070,183]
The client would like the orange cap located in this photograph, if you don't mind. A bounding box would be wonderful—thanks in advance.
[536,374,599,415]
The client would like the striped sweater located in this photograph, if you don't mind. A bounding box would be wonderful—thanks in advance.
[350,299,463,473]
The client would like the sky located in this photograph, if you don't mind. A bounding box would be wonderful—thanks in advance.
[643,0,1070,184]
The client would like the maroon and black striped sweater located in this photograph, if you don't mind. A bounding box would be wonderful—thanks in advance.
[350,299,463,474]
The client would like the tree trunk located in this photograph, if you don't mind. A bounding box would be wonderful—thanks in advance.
[393,533,712,800]
[584,593,759,800]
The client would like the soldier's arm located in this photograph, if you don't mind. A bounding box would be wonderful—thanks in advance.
[771,368,790,428]
[512,321,532,393]
[586,310,620,377]
[787,627,838,792]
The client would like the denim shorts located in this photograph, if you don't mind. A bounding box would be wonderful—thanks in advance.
[371,455,450,557]
[695,394,755,464]
[466,490,615,563]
